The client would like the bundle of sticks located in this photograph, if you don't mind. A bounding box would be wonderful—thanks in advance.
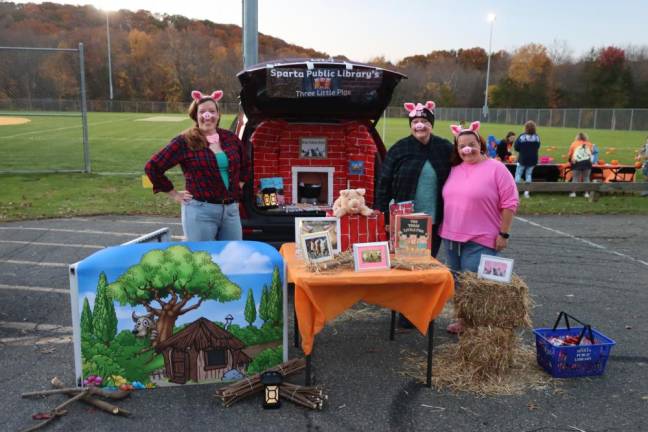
[214,358,326,410]
[21,377,130,432]
[280,382,326,410]
[215,358,305,407]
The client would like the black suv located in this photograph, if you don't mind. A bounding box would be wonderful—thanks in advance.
[235,59,405,248]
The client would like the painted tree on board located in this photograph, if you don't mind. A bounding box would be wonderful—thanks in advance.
[93,272,117,346]
[267,266,283,327]
[107,245,241,349]
[258,284,270,323]
[244,288,256,327]
[80,297,94,340]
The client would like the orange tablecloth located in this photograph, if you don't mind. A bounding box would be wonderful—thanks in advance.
[280,243,455,355]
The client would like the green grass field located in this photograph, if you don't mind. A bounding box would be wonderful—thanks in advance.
[0,112,646,172]
[0,111,646,221]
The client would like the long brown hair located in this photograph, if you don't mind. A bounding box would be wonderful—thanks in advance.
[451,131,487,166]
[183,97,221,151]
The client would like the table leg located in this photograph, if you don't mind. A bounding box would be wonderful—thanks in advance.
[426,320,435,388]
[389,310,396,341]
[293,306,299,348]
[305,354,312,386]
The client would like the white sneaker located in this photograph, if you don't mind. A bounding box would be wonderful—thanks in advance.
[523,191,530,198]
[584,192,590,198]
[569,192,577,198]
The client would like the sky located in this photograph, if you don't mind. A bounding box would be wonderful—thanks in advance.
[10,0,648,62]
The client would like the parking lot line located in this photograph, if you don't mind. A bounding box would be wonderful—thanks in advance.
[0,259,68,267]
[0,240,103,249]
[0,284,68,294]
[0,335,72,346]
[0,321,73,333]
[515,216,648,268]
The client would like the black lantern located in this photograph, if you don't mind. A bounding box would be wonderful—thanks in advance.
[260,371,283,409]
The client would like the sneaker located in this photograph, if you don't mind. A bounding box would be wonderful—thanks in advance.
[523,191,530,198]
[569,192,577,198]
[446,320,464,334]
[584,192,590,198]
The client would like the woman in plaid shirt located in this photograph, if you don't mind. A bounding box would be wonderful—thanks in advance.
[145,90,250,241]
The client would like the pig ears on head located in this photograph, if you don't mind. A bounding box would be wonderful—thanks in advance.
[450,121,481,137]
[403,101,436,117]
[191,90,224,102]
[356,188,366,196]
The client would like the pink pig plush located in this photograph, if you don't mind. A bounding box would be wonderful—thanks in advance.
[332,189,374,218]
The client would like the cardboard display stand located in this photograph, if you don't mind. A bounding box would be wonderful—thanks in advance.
[69,241,287,389]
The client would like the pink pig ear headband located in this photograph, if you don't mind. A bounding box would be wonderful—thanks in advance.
[191,90,224,103]
[404,101,436,125]
[450,121,481,138]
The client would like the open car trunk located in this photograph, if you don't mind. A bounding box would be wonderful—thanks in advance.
[236,59,405,245]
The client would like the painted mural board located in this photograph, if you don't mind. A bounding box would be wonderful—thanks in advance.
[69,241,287,390]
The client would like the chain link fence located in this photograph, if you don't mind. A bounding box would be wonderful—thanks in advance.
[384,106,648,131]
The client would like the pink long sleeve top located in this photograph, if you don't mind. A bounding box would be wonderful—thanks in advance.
[439,159,519,249]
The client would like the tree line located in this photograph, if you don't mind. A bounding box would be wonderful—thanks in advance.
[1,2,647,108]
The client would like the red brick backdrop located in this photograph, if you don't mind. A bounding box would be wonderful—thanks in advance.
[250,120,377,206]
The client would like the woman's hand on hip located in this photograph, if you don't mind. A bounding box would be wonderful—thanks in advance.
[495,236,508,252]
[169,190,193,204]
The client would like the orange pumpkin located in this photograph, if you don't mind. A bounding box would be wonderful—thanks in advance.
[610,159,619,165]
[635,161,643,169]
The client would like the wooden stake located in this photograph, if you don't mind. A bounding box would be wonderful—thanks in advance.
[50,377,130,416]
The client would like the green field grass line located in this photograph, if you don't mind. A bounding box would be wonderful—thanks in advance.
[0,115,141,139]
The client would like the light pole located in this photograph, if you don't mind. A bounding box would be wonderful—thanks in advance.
[106,11,114,101]
[482,13,496,120]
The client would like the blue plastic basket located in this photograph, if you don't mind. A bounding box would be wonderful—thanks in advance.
[533,312,616,378]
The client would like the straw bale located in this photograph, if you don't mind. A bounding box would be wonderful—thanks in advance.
[456,327,516,377]
[455,272,532,329]
[398,340,558,396]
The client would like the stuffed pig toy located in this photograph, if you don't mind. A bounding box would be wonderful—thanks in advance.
[332,188,374,218]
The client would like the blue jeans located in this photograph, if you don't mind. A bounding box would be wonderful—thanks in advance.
[181,200,242,241]
[515,164,535,183]
[443,240,498,273]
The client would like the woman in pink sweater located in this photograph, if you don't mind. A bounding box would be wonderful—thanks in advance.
[439,122,519,333]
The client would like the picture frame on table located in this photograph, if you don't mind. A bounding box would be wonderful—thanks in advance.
[353,241,391,272]
[295,217,340,256]
[301,231,335,264]
[478,255,514,283]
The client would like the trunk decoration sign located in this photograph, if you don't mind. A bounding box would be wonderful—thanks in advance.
[267,67,383,98]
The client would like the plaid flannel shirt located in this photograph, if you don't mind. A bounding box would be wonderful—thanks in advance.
[145,128,250,202]
[375,134,453,224]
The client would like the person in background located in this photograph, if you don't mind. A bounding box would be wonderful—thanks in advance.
[145,90,249,241]
[514,121,541,198]
[497,131,516,162]
[486,135,499,158]
[591,143,600,164]
[636,136,648,196]
[567,132,594,198]
[375,101,453,328]
[440,121,519,334]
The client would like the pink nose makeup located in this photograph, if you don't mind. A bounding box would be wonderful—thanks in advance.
[461,147,474,155]
[201,112,215,120]
[414,123,427,131]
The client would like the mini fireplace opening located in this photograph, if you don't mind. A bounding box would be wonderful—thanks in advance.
[292,167,334,206]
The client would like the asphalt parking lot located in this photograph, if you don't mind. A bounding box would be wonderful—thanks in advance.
[1,215,647,431]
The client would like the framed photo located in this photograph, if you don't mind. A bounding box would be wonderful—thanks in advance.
[295,217,340,256]
[478,255,514,283]
[300,137,327,159]
[301,231,335,264]
[353,241,391,272]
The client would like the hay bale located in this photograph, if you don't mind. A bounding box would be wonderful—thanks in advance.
[455,272,532,329]
[456,327,516,377]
